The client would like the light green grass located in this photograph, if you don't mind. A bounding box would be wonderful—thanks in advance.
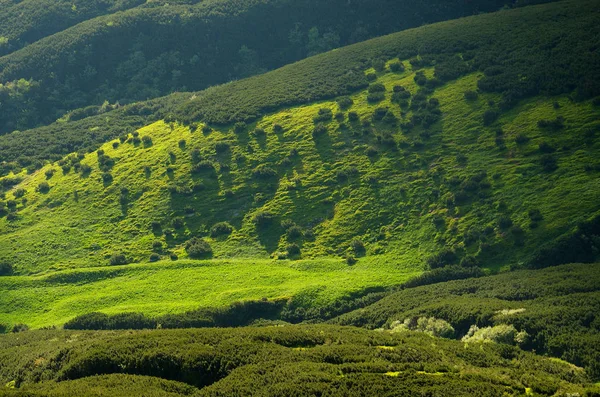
[0,257,418,329]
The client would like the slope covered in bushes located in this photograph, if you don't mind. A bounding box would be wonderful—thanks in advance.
[332,262,600,379]
[0,0,521,136]
[0,325,598,396]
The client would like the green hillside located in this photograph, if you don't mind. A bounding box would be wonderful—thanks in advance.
[0,0,519,136]
[0,0,599,332]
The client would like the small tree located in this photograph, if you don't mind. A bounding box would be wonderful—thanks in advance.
[109,253,129,266]
[210,222,233,237]
[185,237,213,259]
[37,182,50,193]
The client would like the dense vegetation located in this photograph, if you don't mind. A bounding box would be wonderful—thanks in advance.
[333,263,600,379]
[0,0,584,173]
[1,325,598,396]
[0,0,525,136]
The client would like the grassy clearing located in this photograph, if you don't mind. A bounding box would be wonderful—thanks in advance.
[0,257,418,329]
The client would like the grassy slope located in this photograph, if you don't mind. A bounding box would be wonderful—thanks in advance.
[0,326,597,396]
[0,65,598,328]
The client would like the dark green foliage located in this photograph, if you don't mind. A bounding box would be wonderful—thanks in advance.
[214,141,230,154]
[348,111,359,122]
[185,237,212,259]
[459,255,480,268]
[482,109,499,126]
[367,91,385,103]
[233,122,247,134]
[514,133,530,144]
[253,211,275,228]
[313,108,333,123]
[464,90,478,101]
[109,253,129,266]
[371,58,386,72]
[286,243,300,256]
[13,188,25,198]
[141,135,152,146]
[210,222,233,238]
[334,262,600,380]
[540,154,558,172]
[252,165,277,179]
[538,141,556,153]
[336,96,353,110]
[149,253,160,262]
[389,61,405,73]
[10,323,29,333]
[350,239,366,255]
[0,262,13,276]
[426,248,458,269]
[497,215,513,229]
[37,181,50,193]
[101,172,113,184]
[527,213,600,269]
[312,123,328,138]
[537,116,565,130]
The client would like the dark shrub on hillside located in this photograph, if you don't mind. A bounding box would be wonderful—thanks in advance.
[11,324,29,333]
[372,107,388,121]
[141,136,152,146]
[464,90,478,101]
[540,154,558,172]
[498,215,513,230]
[414,72,427,86]
[202,125,212,134]
[483,109,499,126]
[172,217,184,229]
[101,172,113,184]
[37,181,50,193]
[215,141,230,153]
[336,96,353,110]
[64,312,156,330]
[334,112,344,121]
[389,62,405,72]
[351,239,366,255]
[368,83,386,93]
[367,92,385,103]
[365,72,377,81]
[313,108,333,123]
[426,248,458,269]
[185,238,213,259]
[401,265,485,289]
[286,243,301,256]
[191,161,215,174]
[233,122,247,134]
[537,116,565,130]
[190,149,202,163]
[210,222,233,237]
[538,141,556,153]
[13,188,25,198]
[459,255,480,268]
[45,169,55,179]
[372,58,386,72]
[253,211,275,228]
[178,139,186,149]
[515,133,530,144]
[312,123,328,138]
[152,240,163,252]
[109,253,129,266]
[64,312,110,330]
[286,225,303,240]
[0,323,6,333]
[273,124,283,133]
[528,209,544,222]
[0,262,13,276]
[149,253,161,262]
[348,111,359,122]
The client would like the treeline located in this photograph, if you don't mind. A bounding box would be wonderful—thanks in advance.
[0,0,597,177]
[332,262,600,380]
[0,0,547,135]
[0,325,597,396]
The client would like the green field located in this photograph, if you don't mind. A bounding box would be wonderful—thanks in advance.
[0,257,419,329]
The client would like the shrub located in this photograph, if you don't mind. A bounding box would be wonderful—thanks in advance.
[368,83,386,93]
[109,253,129,266]
[11,324,29,333]
[149,253,161,262]
[152,240,163,252]
[367,92,385,103]
[141,135,153,146]
[45,169,55,179]
[202,125,212,134]
[336,96,353,110]
[80,164,92,175]
[312,123,328,138]
[372,58,386,72]
[372,107,388,121]
[313,108,333,123]
[273,124,283,133]
[350,239,366,255]
[286,243,301,256]
[346,255,357,265]
[112,141,119,149]
[528,209,543,222]
[498,216,513,229]
[286,225,303,240]
[37,181,50,193]
[389,62,404,72]
[334,112,344,121]
[233,121,247,134]
[210,222,233,237]
[538,141,556,153]
[13,188,25,198]
[426,248,458,269]
[253,211,275,228]
[0,262,13,276]
[483,109,499,126]
[514,133,530,144]
[537,116,565,130]
[459,255,480,268]
[464,90,478,101]
[151,221,161,231]
[101,172,113,184]
[414,72,427,86]
[391,317,455,338]
[178,139,186,148]
[348,111,359,122]
[215,141,230,153]
[540,154,558,172]
[172,217,185,229]
[185,237,213,259]
[365,72,377,81]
